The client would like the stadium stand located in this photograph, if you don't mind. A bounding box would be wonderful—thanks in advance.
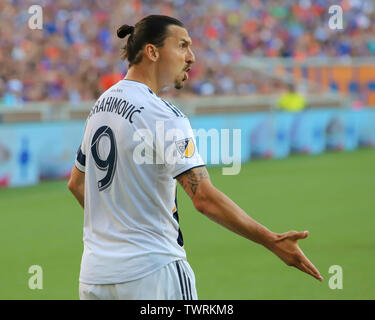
[1,0,375,106]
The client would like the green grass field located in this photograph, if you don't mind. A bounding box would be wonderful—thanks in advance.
[1,148,374,300]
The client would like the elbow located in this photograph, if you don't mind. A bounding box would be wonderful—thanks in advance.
[192,187,213,214]
[67,179,74,193]
[193,197,205,214]
[67,177,76,193]
[193,179,219,214]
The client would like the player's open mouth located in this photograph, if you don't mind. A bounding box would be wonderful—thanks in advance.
[183,67,191,81]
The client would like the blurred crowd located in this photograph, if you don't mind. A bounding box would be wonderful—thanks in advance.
[1,0,375,105]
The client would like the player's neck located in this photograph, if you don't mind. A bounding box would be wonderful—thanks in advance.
[124,66,161,95]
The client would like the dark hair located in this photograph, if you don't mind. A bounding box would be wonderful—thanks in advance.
[117,15,185,67]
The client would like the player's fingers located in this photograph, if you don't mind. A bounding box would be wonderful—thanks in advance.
[296,247,323,280]
[293,260,317,280]
[276,230,307,242]
[300,261,323,281]
[294,251,323,281]
[290,230,309,241]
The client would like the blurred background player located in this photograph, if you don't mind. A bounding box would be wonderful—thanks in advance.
[68,14,322,301]
[278,83,307,112]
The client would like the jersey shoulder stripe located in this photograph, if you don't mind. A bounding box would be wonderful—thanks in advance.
[161,99,180,117]
[161,99,185,118]
[76,145,86,166]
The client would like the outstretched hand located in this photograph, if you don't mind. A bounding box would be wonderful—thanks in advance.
[270,230,323,281]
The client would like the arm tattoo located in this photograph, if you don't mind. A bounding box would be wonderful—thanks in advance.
[177,166,209,197]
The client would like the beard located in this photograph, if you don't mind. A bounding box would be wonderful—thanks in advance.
[174,81,183,90]
[174,73,185,90]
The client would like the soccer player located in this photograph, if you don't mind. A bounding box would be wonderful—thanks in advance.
[68,15,323,300]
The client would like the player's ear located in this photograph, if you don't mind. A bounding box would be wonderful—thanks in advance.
[144,44,159,62]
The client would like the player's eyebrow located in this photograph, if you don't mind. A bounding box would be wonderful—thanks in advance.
[180,38,193,46]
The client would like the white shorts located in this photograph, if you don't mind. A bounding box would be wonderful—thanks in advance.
[79,259,198,300]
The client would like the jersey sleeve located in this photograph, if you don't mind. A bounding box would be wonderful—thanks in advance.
[75,145,86,172]
[75,122,88,172]
[161,117,205,179]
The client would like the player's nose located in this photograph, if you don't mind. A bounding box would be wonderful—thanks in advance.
[186,47,195,65]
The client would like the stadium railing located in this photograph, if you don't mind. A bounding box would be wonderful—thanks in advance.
[0,92,345,123]
[235,57,375,106]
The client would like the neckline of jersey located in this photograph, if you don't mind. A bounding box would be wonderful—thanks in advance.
[121,79,157,95]
[121,79,181,116]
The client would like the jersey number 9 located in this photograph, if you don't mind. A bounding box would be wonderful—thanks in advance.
[91,126,117,191]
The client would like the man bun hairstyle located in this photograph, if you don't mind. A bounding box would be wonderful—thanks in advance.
[117,15,185,67]
[117,25,135,38]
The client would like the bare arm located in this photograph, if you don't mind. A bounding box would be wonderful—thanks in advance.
[177,166,323,282]
[67,166,85,209]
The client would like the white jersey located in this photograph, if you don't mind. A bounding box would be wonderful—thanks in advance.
[75,79,204,284]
